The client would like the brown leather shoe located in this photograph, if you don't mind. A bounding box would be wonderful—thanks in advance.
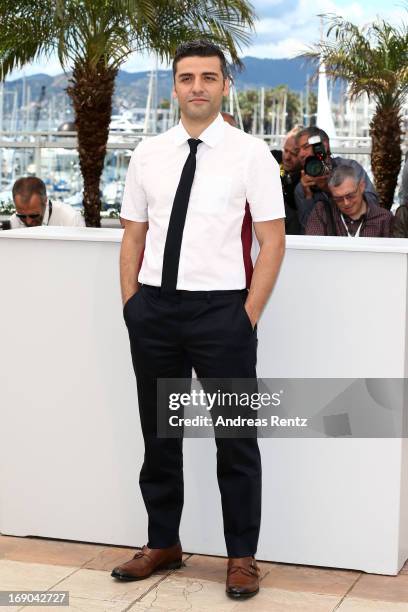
[111,543,183,581]
[226,556,260,598]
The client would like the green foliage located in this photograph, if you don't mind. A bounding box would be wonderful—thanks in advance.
[303,13,408,108]
[308,91,317,119]
[0,0,257,79]
[159,98,171,109]
[0,201,15,214]
[0,0,257,225]
[237,86,306,132]
[303,12,408,207]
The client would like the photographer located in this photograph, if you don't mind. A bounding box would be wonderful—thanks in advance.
[305,165,393,237]
[9,177,85,229]
[271,127,303,235]
[294,127,378,231]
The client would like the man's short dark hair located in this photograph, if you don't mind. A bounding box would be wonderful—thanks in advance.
[12,176,47,203]
[173,39,230,80]
[296,126,330,146]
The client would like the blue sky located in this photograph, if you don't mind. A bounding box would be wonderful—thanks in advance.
[6,0,406,80]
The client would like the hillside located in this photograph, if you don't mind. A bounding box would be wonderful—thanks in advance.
[4,56,321,114]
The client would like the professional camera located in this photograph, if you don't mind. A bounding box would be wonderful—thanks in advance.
[304,135,331,177]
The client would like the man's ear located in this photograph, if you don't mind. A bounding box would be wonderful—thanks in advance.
[359,179,366,192]
[223,78,230,97]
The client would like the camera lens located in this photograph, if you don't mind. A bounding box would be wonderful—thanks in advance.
[304,156,325,177]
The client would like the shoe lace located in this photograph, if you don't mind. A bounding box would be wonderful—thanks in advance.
[228,561,259,577]
[132,545,150,560]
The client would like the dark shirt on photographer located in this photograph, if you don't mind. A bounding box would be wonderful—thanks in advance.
[271,149,301,235]
[295,156,378,232]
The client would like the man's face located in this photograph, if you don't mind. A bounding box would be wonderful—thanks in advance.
[173,55,229,124]
[297,134,329,168]
[14,193,47,227]
[282,136,300,173]
[330,177,365,217]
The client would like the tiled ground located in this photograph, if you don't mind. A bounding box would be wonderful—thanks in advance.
[0,535,408,611]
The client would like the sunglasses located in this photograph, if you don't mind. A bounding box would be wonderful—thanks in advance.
[16,213,41,220]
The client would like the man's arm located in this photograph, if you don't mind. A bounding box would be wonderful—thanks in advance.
[383,211,394,237]
[399,156,408,205]
[244,218,285,328]
[295,180,318,230]
[119,141,149,306]
[119,219,148,306]
[393,206,408,238]
[359,169,378,206]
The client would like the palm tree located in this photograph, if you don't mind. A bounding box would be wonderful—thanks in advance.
[237,89,258,132]
[0,0,255,226]
[304,14,408,209]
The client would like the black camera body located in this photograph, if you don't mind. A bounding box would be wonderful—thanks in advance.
[304,135,331,177]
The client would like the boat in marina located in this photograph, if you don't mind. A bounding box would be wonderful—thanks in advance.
[0,61,406,219]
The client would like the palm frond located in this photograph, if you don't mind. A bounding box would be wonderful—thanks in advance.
[0,0,57,78]
[0,0,256,78]
[301,12,408,110]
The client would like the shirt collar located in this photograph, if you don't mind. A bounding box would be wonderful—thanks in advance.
[340,196,371,224]
[42,199,51,225]
[173,113,225,148]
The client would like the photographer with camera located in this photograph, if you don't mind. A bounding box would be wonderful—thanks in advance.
[271,127,303,234]
[294,127,378,231]
[305,165,393,237]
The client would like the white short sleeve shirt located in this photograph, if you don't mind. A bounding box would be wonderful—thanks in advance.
[120,113,285,290]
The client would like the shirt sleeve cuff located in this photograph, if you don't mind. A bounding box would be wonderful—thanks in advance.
[119,213,148,222]
[251,214,286,222]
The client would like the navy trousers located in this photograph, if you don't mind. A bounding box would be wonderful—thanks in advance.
[124,283,261,557]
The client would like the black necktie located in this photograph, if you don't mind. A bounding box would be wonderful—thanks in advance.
[161,138,202,291]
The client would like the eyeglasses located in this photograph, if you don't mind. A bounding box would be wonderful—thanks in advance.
[332,188,360,205]
[16,213,41,220]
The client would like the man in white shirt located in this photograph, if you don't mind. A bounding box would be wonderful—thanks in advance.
[113,40,285,599]
[9,177,85,228]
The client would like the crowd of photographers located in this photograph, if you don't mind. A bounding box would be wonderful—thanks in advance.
[273,125,404,238]
[3,119,408,239]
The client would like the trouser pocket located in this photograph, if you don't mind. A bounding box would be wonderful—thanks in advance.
[123,289,142,319]
[239,293,256,333]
